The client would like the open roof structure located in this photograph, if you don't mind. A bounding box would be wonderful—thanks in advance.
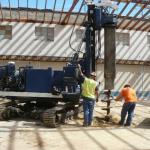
[0,0,149,32]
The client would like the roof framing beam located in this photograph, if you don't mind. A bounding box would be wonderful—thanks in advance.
[119,22,150,31]
[117,3,138,28]
[129,9,150,30]
[111,0,150,5]
[119,15,149,22]
[0,2,3,20]
[67,0,84,24]
[82,13,87,25]
[35,0,38,20]
[0,18,83,26]
[51,0,57,23]
[43,0,47,22]
[111,1,120,14]
[59,0,66,23]
[18,0,20,20]
[118,1,130,16]
[61,0,79,24]
[27,0,28,20]
[122,4,147,29]
[8,0,12,19]
[136,21,148,30]
[142,23,150,31]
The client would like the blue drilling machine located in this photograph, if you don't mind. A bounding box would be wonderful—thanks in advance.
[0,2,117,127]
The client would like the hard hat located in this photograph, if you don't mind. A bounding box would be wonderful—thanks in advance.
[90,72,96,77]
[8,61,15,64]
[124,84,131,88]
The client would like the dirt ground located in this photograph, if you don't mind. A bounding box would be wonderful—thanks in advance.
[0,100,150,150]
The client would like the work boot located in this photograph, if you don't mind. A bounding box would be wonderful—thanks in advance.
[118,121,124,126]
[88,121,93,127]
[124,123,131,127]
[82,123,88,127]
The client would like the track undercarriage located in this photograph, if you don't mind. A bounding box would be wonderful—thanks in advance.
[0,93,82,128]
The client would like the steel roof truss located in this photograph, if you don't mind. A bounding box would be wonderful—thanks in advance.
[0,2,3,20]
[35,0,38,20]
[70,0,84,25]
[123,4,147,29]
[118,2,130,16]
[111,0,150,5]
[129,9,150,30]
[59,0,66,23]
[51,0,57,23]
[61,0,79,24]
[8,0,12,19]
[118,3,138,28]
[43,0,47,22]
[18,0,20,20]
[27,0,28,20]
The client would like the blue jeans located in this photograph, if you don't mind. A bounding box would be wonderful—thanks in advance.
[83,98,95,126]
[120,102,136,126]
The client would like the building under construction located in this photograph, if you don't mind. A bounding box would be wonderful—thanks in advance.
[0,0,150,100]
[0,1,150,150]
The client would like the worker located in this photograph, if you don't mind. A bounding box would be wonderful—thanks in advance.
[78,64,99,127]
[115,84,137,126]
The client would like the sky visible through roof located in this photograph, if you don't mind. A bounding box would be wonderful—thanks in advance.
[0,0,149,18]
[0,0,86,11]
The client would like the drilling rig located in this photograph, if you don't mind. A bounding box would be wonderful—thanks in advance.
[0,0,117,127]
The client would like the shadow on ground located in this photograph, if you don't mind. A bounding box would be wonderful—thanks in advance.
[136,118,150,129]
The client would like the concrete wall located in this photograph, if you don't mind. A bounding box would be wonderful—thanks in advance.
[99,29,150,61]
[0,22,85,57]
[0,22,149,60]
[96,64,150,100]
[0,22,150,99]
[96,64,150,92]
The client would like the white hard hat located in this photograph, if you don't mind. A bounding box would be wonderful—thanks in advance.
[8,61,15,64]
[90,72,96,77]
